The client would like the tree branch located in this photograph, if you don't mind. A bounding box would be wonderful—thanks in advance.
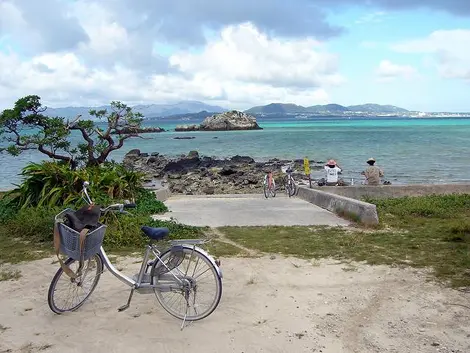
[96,134,137,164]
[70,124,95,163]
[66,114,82,128]
[38,144,73,163]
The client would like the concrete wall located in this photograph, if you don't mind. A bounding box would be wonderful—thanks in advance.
[316,183,470,200]
[296,186,379,225]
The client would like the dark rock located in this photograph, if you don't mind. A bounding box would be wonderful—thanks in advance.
[202,186,215,195]
[173,136,196,140]
[127,149,141,156]
[187,150,199,159]
[220,167,237,176]
[231,155,255,164]
[139,152,149,157]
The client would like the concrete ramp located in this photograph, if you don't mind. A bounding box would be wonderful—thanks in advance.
[153,194,350,227]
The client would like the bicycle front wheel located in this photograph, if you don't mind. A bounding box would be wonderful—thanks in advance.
[47,253,103,314]
[151,246,222,321]
[287,177,296,197]
[263,179,269,198]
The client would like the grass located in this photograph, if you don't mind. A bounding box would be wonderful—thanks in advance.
[219,193,470,289]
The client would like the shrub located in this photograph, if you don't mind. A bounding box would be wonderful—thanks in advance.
[2,206,60,243]
[0,195,19,223]
[134,189,168,215]
[12,161,146,208]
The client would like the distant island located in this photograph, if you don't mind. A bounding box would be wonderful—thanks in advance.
[39,100,470,120]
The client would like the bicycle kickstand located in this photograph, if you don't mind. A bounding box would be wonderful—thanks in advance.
[118,288,135,312]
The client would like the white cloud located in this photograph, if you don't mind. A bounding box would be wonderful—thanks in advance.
[392,29,470,81]
[375,60,417,81]
[0,16,343,109]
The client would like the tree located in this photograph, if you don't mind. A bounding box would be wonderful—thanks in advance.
[0,95,144,169]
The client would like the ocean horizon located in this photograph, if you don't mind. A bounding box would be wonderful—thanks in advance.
[1,116,470,190]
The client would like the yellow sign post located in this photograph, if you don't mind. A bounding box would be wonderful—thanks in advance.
[303,158,310,175]
[303,157,312,188]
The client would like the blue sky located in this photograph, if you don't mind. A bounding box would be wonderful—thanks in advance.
[0,0,469,112]
[323,7,470,111]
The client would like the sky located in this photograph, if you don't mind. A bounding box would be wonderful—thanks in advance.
[0,0,470,112]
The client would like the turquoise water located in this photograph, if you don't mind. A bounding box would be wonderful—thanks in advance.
[1,117,470,189]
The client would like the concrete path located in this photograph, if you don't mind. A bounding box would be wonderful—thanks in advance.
[153,194,350,227]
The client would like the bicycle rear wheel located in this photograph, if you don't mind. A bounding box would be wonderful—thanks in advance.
[287,176,296,197]
[151,246,222,321]
[270,179,276,197]
[263,178,269,198]
[47,254,103,314]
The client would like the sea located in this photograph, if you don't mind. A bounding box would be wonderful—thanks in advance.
[1,116,470,190]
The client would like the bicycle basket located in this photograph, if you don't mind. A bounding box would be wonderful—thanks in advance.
[57,222,106,261]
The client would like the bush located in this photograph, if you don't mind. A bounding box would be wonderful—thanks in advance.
[0,191,202,249]
[12,161,146,208]
[2,206,60,243]
[134,189,168,215]
[0,195,19,223]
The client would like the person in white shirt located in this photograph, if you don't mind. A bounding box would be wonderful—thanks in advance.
[324,159,342,186]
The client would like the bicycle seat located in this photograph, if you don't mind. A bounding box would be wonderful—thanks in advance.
[141,226,170,241]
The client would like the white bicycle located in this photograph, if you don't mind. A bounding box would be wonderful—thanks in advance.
[47,182,223,329]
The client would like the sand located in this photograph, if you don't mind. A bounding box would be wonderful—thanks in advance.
[0,255,469,353]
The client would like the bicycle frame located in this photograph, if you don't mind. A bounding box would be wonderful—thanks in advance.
[99,240,223,293]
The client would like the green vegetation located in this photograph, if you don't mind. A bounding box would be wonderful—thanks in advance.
[219,194,470,288]
[9,161,146,209]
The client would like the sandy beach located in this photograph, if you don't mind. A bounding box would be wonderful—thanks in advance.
[1,255,469,353]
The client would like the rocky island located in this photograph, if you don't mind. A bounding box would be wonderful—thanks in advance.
[123,149,325,195]
[175,110,262,132]
[115,126,165,134]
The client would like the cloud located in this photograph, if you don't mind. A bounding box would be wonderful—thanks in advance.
[0,22,341,110]
[0,0,89,53]
[375,60,417,81]
[355,11,387,24]
[392,29,470,80]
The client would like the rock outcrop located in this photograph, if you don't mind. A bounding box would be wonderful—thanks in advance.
[116,126,165,134]
[122,150,324,195]
[174,110,262,132]
[175,124,199,132]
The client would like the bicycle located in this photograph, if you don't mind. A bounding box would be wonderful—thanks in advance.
[47,181,223,329]
[263,169,276,198]
[281,163,297,197]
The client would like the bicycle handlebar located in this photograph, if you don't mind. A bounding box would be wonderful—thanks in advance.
[82,181,136,215]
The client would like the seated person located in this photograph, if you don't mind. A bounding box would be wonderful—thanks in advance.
[361,158,384,185]
[324,159,342,186]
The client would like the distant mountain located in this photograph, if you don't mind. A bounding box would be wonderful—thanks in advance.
[347,104,408,113]
[245,102,409,114]
[43,101,227,119]
[307,104,350,113]
[245,103,307,114]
